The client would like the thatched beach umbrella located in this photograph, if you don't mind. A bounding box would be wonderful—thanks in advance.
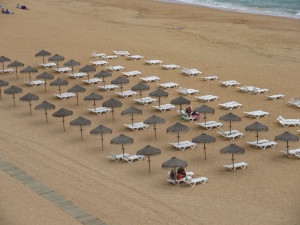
[275,131,299,156]
[67,85,86,106]
[36,72,54,92]
[137,145,161,173]
[19,93,39,115]
[0,79,9,96]
[219,113,241,134]
[94,70,112,86]
[111,76,129,93]
[70,116,91,141]
[35,50,51,63]
[84,93,103,109]
[149,89,168,107]
[48,54,64,67]
[7,60,24,80]
[35,101,55,123]
[121,106,142,125]
[90,125,112,150]
[4,85,22,107]
[52,108,73,131]
[131,83,150,99]
[50,78,68,94]
[220,144,245,171]
[192,133,216,160]
[170,96,190,111]
[245,122,268,144]
[102,98,122,121]
[0,56,11,71]
[64,59,80,72]
[110,134,134,156]
[144,115,165,139]
[20,66,38,82]
[79,65,96,81]
[166,123,189,144]
[162,156,187,182]
[194,105,215,124]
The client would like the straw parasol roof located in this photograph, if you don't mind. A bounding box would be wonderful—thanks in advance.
[94,70,112,86]
[64,59,80,71]
[162,156,187,168]
[192,133,216,160]
[131,83,150,98]
[67,85,86,106]
[20,66,38,82]
[36,72,54,92]
[170,96,190,111]
[275,131,299,156]
[79,65,96,81]
[48,54,64,67]
[111,76,129,92]
[166,123,189,144]
[4,85,23,107]
[90,125,112,150]
[0,56,11,70]
[52,108,73,131]
[50,78,68,94]
[110,134,134,156]
[136,145,161,173]
[144,115,165,139]
[19,93,39,115]
[220,144,245,171]
[84,93,103,109]
[35,100,55,123]
[102,98,122,121]
[70,116,91,141]
[7,60,24,80]
[149,89,168,107]
[245,122,268,144]
[0,79,9,96]
[194,105,215,124]
[35,50,51,63]
[121,106,142,125]
[219,113,241,134]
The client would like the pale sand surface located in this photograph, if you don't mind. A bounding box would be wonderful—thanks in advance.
[0,0,300,224]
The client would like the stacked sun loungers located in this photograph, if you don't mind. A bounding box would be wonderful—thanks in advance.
[140,76,160,83]
[159,82,179,89]
[244,110,269,119]
[82,78,102,85]
[54,67,72,74]
[267,94,284,100]
[237,86,257,93]
[144,60,163,65]
[122,71,141,77]
[197,121,222,130]
[127,55,144,60]
[223,162,248,172]
[88,107,111,115]
[219,101,242,110]
[181,68,202,76]
[102,55,118,60]
[217,129,243,140]
[24,80,45,87]
[108,153,144,163]
[90,60,108,67]
[220,80,240,87]
[202,76,219,81]
[68,72,87,79]
[54,92,75,100]
[124,122,149,131]
[177,87,199,95]
[98,84,119,91]
[113,50,130,56]
[91,51,106,58]
[161,64,180,70]
[39,62,56,68]
[115,90,137,98]
[169,141,196,151]
[153,104,175,112]
[0,68,13,74]
[277,116,300,127]
[253,87,269,95]
[106,66,124,72]
[247,140,277,150]
[195,95,219,102]
[134,97,157,105]
[281,148,300,158]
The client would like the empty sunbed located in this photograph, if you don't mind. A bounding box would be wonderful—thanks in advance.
[68,72,87,79]
[102,55,118,60]
[288,98,300,108]
[197,121,222,130]
[195,95,219,102]
[106,65,124,72]
[122,154,145,163]
[113,50,130,56]
[115,90,137,98]
[244,110,269,119]
[0,68,13,74]
[202,76,219,81]
[98,84,119,91]
[219,101,242,110]
[108,153,130,162]
[133,97,157,105]
[54,92,75,100]
[82,78,102,85]
[54,67,72,74]
[88,107,111,115]
[169,141,197,151]
[144,60,162,65]
[91,51,106,58]
[237,86,257,93]
[90,60,108,67]
[277,116,300,127]
[140,76,160,83]
[153,104,175,112]
[181,68,202,76]
[127,55,144,60]
[184,177,208,187]
[24,80,45,87]
[122,71,141,77]
[281,148,300,158]
[267,94,284,100]
[39,62,56,68]
[253,87,269,95]
[124,122,149,131]
[177,87,199,95]
[220,80,240,87]
[161,64,180,70]
[247,140,277,150]
[223,162,248,172]
[217,129,243,140]
[159,82,179,89]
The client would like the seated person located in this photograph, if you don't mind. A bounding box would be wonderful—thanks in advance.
[185,106,193,116]
[170,169,175,180]
[21,5,28,9]
[177,167,186,178]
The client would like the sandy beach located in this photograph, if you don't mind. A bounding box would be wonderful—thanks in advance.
[0,0,300,224]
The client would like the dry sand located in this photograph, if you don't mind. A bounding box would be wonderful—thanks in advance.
[0,0,300,224]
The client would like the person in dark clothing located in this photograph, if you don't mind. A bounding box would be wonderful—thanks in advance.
[170,169,176,179]
[177,167,186,178]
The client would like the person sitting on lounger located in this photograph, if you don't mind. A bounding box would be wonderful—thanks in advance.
[170,169,176,180]
[16,3,28,9]
[185,106,193,116]
[177,167,186,178]
[185,106,202,120]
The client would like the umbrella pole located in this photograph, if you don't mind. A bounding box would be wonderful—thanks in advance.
[111,107,114,121]
[44,80,47,92]
[256,130,259,144]
[16,67,18,80]
[204,142,207,160]
[148,155,151,173]
[154,123,157,139]
[229,121,232,134]
[232,153,235,172]
[59,85,61,94]
[140,91,142,100]
[12,94,16,107]
[2,62,4,71]
[122,144,124,156]
[0,88,1,96]
[76,93,79,106]
[177,132,180,145]
[62,117,65,132]
[42,56,45,63]
[103,78,105,86]
[80,125,83,141]
[29,72,31,82]
[93,100,96,109]
[131,115,134,125]
[121,85,123,93]
[87,72,90,81]
[286,140,289,156]
[158,97,161,107]
[204,113,207,125]
[101,133,104,150]
[29,101,32,115]
[44,108,48,123]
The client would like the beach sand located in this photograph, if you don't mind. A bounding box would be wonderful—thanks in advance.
[0,0,300,224]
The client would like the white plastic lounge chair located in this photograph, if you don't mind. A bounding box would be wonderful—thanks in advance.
[24,80,45,87]
[181,68,202,76]
[223,162,248,172]
[166,178,185,185]
[113,50,130,56]
[133,97,157,105]
[39,62,56,68]
[161,64,180,70]
[98,84,119,91]
[195,95,219,102]
[144,60,162,65]
[220,80,240,87]
[158,82,179,89]
[88,107,111,115]
[184,177,208,187]
[82,78,102,85]
[124,122,149,131]
[122,71,141,77]
[177,110,203,122]
[68,72,87,79]
[197,121,222,130]
[288,98,300,107]
[237,86,257,93]
[267,94,284,100]
[115,90,137,98]
[108,153,130,162]
[153,104,175,112]
[168,171,194,177]
[253,87,269,95]
[281,148,300,158]
[140,76,160,83]
[127,55,144,60]
[106,65,124,72]
[122,154,145,163]
[277,116,300,127]
[219,101,242,110]
[91,51,106,58]
[54,67,72,74]
[169,141,197,151]
[0,68,13,74]
[247,139,269,146]
[217,129,243,140]
[54,92,75,100]
[250,140,277,150]
[244,110,269,119]
[202,76,219,81]
[177,87,199,95]
[90,60,108,67]
[102,55,118,60]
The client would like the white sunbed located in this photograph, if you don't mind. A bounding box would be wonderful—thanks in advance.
[167,172,195,185]
[153,104,175,112]
[82,78,102,85]
[91,51,106,58]
[195,95,219,102]
[244,110,269,119]
[124,122,149,131]
[24,80,45,87]
[281,148,300,158]
[122,154,145,163]
[247,139,277,150]
[277,116,300,127]
[102,55,118,60]
[288,98,300,108]
[122,71,141,77]
[217,129,244,140]
[106,65,124,72]
[133,97,157,105]
[54,92,75,100]
[88,107,111,115]
[108,153,130,162]
[0,68,13,74]
[115,90,137,98]
[39,62,56,68]
[140,76,160,83]
[177,87,199,95]
[127,55,144,60]
[219,101,242,110]
[184,177,208,187]
[144,60,163,65]
[54,67,72,74]
[113,50,130,56]
[169,141,197,151]
[220,80,240,87]
[267,94,284,100]
[237,86,257,93]
[159,82,179,89]
[161,64,180,70]
[202,76,219,81]
[68,72,87,79]
[181,68,202,76]
[247,139,269,146]
[90,60,108,67]
[98,84,119,91]
[177,110,203,122]
[223,162,248,172]
[253,87,269,95]
[197,121,222,130]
